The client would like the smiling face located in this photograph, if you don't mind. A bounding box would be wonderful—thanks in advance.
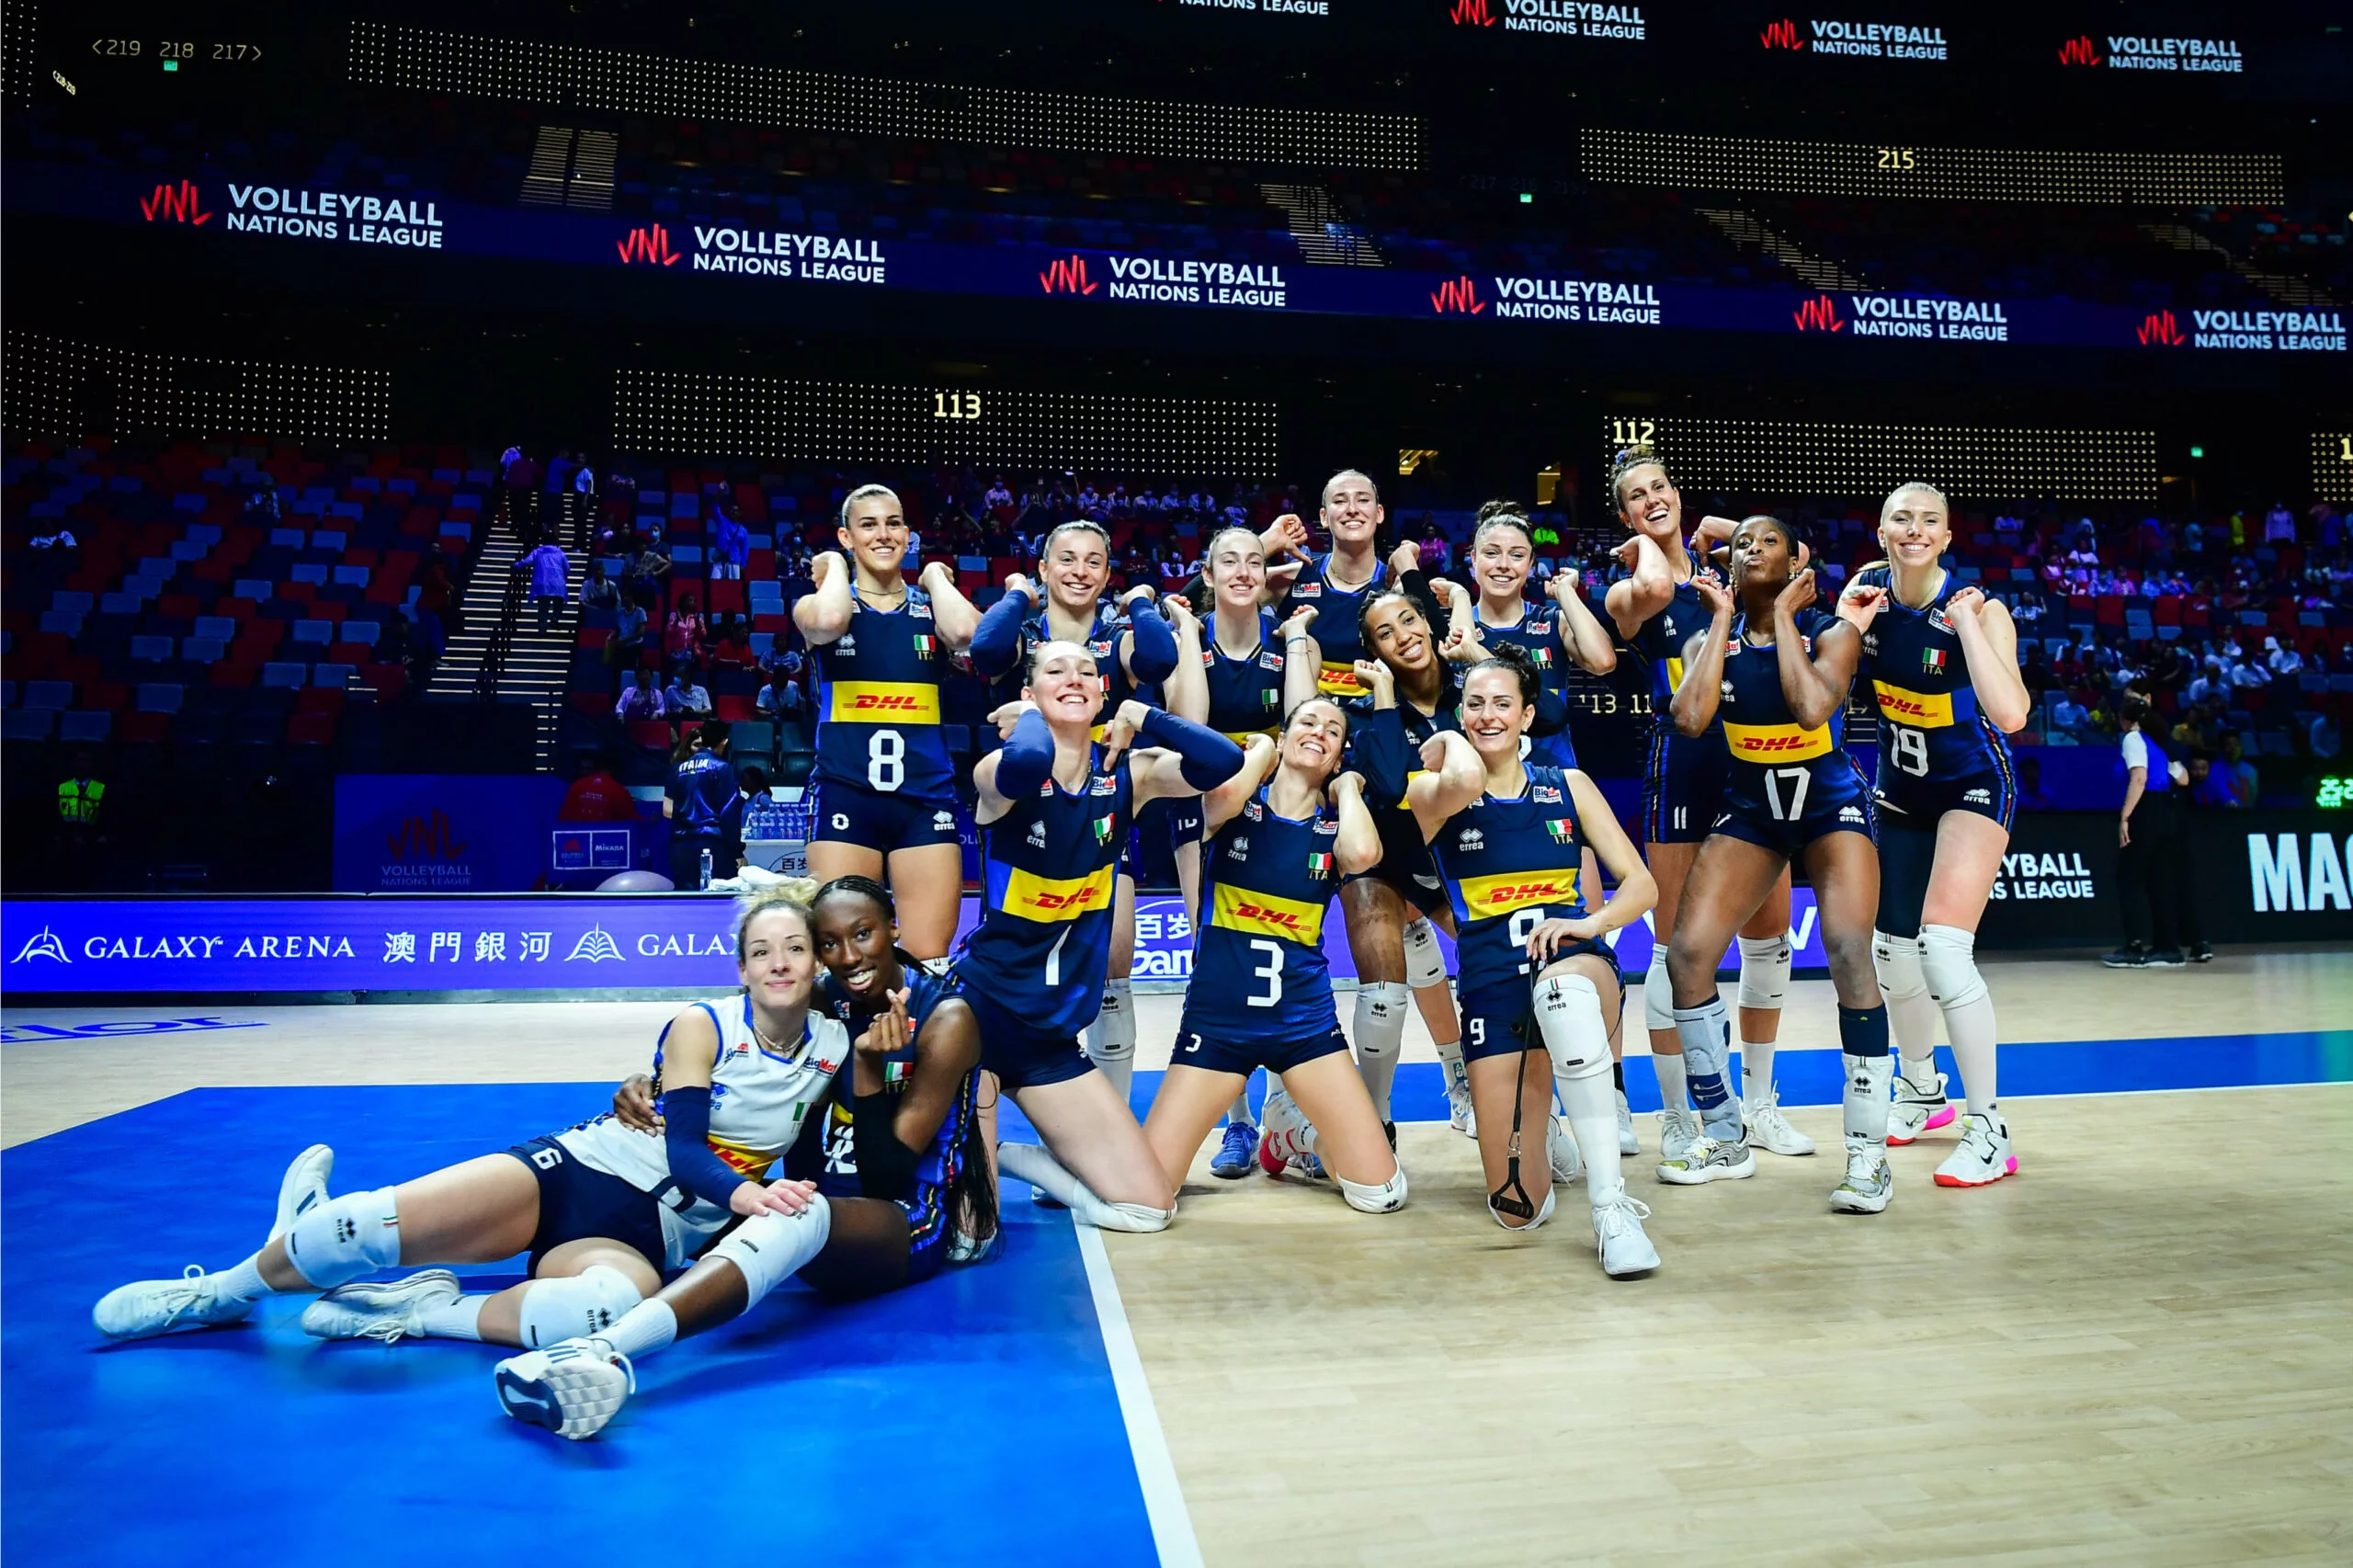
[1279,699,1348,783]
[1208,528,1266,611]
[1880,486,1951,569]
[837,489,908,577]
[1042,526,1110,614]
[1321,471,1384,549]
[736,906,816,1012]
[1472,520,1535,602]
[1614,462,1680,543]
[1025,640,1105,728]
[1730,517,1796,594]
[813,891,902,1006]
[1459,665,1534,758]
[1364,594,1436,675]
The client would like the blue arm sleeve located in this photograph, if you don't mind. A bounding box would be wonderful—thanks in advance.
[1531,685,1570,738]
[1136,707,1247,790]
[1124,597,1179,685]
[967,591,1031,679]
[659,1085,752,1210]
[993,706,1057,799]
[1349,704,1412,803]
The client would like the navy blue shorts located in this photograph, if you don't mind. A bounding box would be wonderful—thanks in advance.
[1458,940,1620,1064]
[1710,790,1876,859]
[1169,1021,1348,1077]
[1643,725,1731,846]
[1343,824,1447,916]
[1874,762,2018,834]
[810,780,962,853]
[505,1136,670,1276]
[1122,796,1203,881]
[953,970,1095,1091]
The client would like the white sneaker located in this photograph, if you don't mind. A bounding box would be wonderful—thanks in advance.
[1547,1116,1582,1185]
[1655,1134,1756,1186]
[1888,1071,1957,1146]
[301,1268,461,1342]
[1592,1196,1660,1277]
[1657,1107,1701,1164]
[1934,1113,2017,1187]
[1744,1086,1817,1156]
[1830,1140,1895,1213]
[1616,1089,1640,1154]
[92,1266,256,1341]
[269,1144,334,1244]
[494,1338,635,1440]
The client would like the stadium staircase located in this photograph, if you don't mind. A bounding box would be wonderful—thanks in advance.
[2138,224,2340,309]
[423,493,585,768]
[1694,208,1870,292]
[1260,185,1386,266]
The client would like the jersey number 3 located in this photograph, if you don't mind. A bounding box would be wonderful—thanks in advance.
[1248,938,1284,1007]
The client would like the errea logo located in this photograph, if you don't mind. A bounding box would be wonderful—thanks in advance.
[1456,827,1485,852]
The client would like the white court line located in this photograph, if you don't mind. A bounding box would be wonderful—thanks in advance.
[1074,1220,1206,1568]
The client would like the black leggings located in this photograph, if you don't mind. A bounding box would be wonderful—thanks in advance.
[2117,792,2203,951]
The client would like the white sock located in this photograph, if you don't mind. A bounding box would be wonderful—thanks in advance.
[1922,923,1999,1117]
[597,1298,678,1360]
[416,1293,488,1341]
[1652,1050,1688,1113]
[1741,1037,1777,1103]
[1226,1085,1256,1129]
[212,1255,271,1303]
[1351,982,1409,1122]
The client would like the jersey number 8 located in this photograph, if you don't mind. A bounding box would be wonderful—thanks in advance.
[869,731,904,792]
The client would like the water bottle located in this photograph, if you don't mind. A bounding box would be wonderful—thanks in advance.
[699,846,712,890]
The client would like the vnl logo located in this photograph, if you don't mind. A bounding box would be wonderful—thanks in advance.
[2056,35,2101,66]
[1761,17,1803,48]
[1038,256,1099,296]
[141,179,211,224]
[1430,275,1486,314]
[1793,294,1846,331]
[386,809,467,860]
[617,224,681,266]
[2138,310,2186,347]
[1449,0,1495,25]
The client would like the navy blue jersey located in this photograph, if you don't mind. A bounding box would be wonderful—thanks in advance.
[1343,681,1462,893]
[808,585,953,799]
[799,964,976,1246]
[1850,566,2015,796]
[668,749,740,842]
[1429,765,1592,998]
[1181,787,1345,1044]
[1476,603,1580,771]
[953,749,1131,1037]
[1279,553,1388,699]
[1202,610,1287,743]
[1717,609,1872,827]
[1608,562,1717,735]
[987,603,1136,717]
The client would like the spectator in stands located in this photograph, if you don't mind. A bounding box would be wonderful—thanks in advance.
[756,666,800,720]
[664,658,714,722]
[607,598,648,681]
[2186,657,2224,710]
[665,722,738,890]
[737,764,790,843]
[580,559,620,614]
[28,520,77,554]
[572,453,597,534]
[2266,636,2304,678]
[522,538,570,632]
[2213,732,2258,807]
[2264,501,2297,545]
[615,666,668,722]
[2048,691,2088,737]
[559,753,641,824]
[623,539,671,611]
[416,552,458,641]
[2013,753,2053,812]
[54,747,108,885]
[546,448,576,516]
[710,504,749,581]
[665,591,707,664]
[707,614,752,672]
[244,483,281,524]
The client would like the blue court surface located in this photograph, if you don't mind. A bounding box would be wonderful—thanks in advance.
[4,1085,1163,1568]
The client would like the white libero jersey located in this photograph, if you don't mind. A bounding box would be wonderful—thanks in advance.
[555,995,849,1267]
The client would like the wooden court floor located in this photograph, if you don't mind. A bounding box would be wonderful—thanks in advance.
[7,948,2350,1566]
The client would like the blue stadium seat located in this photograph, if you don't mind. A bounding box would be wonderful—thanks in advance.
[130,635,176,662]
[185,522,222,545]
[313,531,347,552]
[40,609,85,635]
[50,590,94,615]
[23,681,74,710]
[2,710,54,741]
[181,636,226,662]
[261,662,310,688]
[290,563,329,586]
[270,528,306,548]
[193,616,236,641]
[58,710,111,744]
[332,564,370,587]
[312,663,354,687]
[136,684,184,713]
[100,592,143,615]
[290,620,335,646]
[234,579,273,601]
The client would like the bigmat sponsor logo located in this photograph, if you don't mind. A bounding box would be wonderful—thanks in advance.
[1489,275,1662,324]
[2247,833,2352,913]
[1451,0,1646,40]
[2103,35,2243,73]
[218,183,445,246]
[1786,17,1948,59]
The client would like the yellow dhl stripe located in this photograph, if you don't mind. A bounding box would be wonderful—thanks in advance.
[1221,727,1278,746]
[1316,661,1367,698]
[706,1133,784,1177]
[1000,864,1115,924]
[828,681,940,724]
[1871,681,1955,728]
[1666,654,1687,692]
[1723,721,1831,763]
[1458,869,1580,921]
[1395,767,1427,812]
[1211,881,1324,946]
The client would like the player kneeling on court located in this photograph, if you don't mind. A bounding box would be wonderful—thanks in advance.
[1412,648,1662,1277]
[1141,700,1403,1211]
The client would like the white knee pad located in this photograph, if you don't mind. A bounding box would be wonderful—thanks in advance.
[1534,971,1612,1081]
[1736,933,1791,1010]
[708,1195,833,1309]
[1402,918,1449,990]
[283,1187,403,1290]
[1643,947,1675,1032]
[1339,1165,1409,1214]
[517,1264,643,1348]
[1918,925,1989,1009]
[1871,929,1928,1003]
[1489,1184,1557,1232]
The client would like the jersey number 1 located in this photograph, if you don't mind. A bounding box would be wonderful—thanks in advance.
[1763,766,1811,821]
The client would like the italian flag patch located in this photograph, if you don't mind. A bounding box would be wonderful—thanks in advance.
[1093,816,1116,845]
[1545,817,1576,844]
[1307,851,1333,873]
[913,634,936,653]
[1922,647,1947,672]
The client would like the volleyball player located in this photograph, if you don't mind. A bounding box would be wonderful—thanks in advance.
[1409,647,1661,1275]
[797,483,981,963]
[1140,705,1405,1211]
[962,642,1246,1231]
[1264,468,1403,700]
[1463,500,1638,1155]
[94,889,857,1377]
[1663,517,1895,1213]
[968,520,1187,1103]
[1838,484,2030,1187]
[1604,449,1805,1162]
[1186,525,1323,1172]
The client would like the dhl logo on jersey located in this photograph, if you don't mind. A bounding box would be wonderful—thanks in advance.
[1871,681,1954,728]
[829,682,941,724]
[706,1132,787,1178]
[1723,722,1831,762]
[1317,661,1368,698]
[1001,864,1114,924]
[1459,870,1580,920]
[1211,882,1325,946]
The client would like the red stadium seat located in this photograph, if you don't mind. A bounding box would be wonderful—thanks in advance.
[628,720,675,750]
[706,580,745,614]
[714,695,756,722]
[117,710,173,744]
[294,687,346,716]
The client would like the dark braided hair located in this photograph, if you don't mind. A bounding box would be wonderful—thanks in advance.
[1463,640,1543,706]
